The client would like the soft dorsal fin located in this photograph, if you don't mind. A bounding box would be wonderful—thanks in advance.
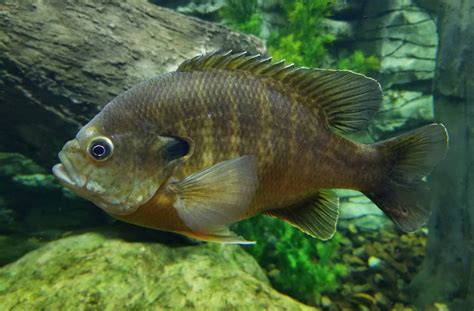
[177,51,383,134]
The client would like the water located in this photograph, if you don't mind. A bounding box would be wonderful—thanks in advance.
[0,0,472,310]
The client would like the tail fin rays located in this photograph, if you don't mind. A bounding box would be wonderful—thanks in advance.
[364,124,448,232]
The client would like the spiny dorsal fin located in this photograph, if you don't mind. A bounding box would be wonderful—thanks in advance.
[265,189,340,240]
[177,51,383,134]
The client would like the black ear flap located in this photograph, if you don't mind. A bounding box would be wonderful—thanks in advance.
[163,136,190,162]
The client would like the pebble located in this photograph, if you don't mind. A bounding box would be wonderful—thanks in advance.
[343,254,365,266]
[368,256,382,268]
[321,295,332,307]
[375,292,389,306]
[348,223,358,234]
[352,246,367,257]
[433,303,449,311]
[373,273,384,284]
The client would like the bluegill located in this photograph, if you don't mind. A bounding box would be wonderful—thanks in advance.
[52,51,448,243]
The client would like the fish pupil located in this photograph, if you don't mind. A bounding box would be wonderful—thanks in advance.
[92,145,106,157]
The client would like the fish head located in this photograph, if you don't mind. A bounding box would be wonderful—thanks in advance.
[52,118,183,216]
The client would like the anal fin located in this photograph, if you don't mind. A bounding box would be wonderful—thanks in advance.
[265,190,340,240]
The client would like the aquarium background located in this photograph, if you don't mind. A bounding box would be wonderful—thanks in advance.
[0,0,472,310]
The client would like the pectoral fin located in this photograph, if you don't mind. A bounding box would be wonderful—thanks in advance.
[265,189,340,240]
[167,156,258,240]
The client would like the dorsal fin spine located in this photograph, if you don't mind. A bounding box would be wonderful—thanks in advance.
[177,51,382,134]
[260,60,286,75]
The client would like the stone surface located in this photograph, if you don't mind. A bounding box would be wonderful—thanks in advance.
[176,0,225,16]
[321,18,355,41]
[0,231,314,310]
[357,0,437,88]
[410,0,474,309]
[336,190,391,231]
[369,90,434,139]
[332,0,365,17]
[0,0,264,168]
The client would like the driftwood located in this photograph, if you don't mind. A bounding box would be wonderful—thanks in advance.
[0,0,264,167]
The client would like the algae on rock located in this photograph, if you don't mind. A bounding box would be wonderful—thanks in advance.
[0,231,314,310]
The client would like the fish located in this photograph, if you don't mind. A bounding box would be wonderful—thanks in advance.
[52,51,449,244]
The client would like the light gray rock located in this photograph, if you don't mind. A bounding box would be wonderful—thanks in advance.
[336,190,390,231]
[338,191,382,219]
[322,18,355,41]
[176,0,225,16]
[411,0,474,308]
[0,232,314,310]
[369,90,434,139]
[332,0,365,16]
[357,0,437,88]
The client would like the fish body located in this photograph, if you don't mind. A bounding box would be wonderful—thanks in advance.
[53,52,448,243]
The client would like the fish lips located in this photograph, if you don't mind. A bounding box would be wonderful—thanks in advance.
[52,152,86,189]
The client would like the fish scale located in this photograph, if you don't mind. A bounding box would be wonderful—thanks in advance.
[53,51,448,243]
[146,71,349,208]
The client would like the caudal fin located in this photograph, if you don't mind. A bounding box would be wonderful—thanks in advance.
[364,124,449,232]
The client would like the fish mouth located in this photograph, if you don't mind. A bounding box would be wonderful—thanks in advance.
[52,152,86,188]
[52,163,76,187]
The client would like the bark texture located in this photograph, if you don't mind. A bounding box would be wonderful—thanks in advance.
[411,0,474,309]
[0,0,263,167]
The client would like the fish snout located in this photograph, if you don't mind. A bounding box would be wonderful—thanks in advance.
[62,139,81,154]
[53,140,87,188]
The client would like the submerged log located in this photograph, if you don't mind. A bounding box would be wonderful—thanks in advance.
[0,0,263,167]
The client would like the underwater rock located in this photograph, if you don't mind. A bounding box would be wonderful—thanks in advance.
[332,0,365,18]
[411,1,474,308]
[336,190,392,231]
[321,19,355,41]
[176,0,225,18]
[357,0,437,88]
[155,0,225,16]
[369,90,434,139]
[368,256,382,269]
[0,232,314,310]
[321,295,332,308]
[0,0,264,168]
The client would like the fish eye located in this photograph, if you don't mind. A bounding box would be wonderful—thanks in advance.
[88,137,114,161]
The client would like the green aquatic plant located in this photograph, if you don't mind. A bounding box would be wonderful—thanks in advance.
[219,0,262,36]
[337,50,380,74]
[234,216,349,304]
[268,0,335,67]
[219,0,379,74]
